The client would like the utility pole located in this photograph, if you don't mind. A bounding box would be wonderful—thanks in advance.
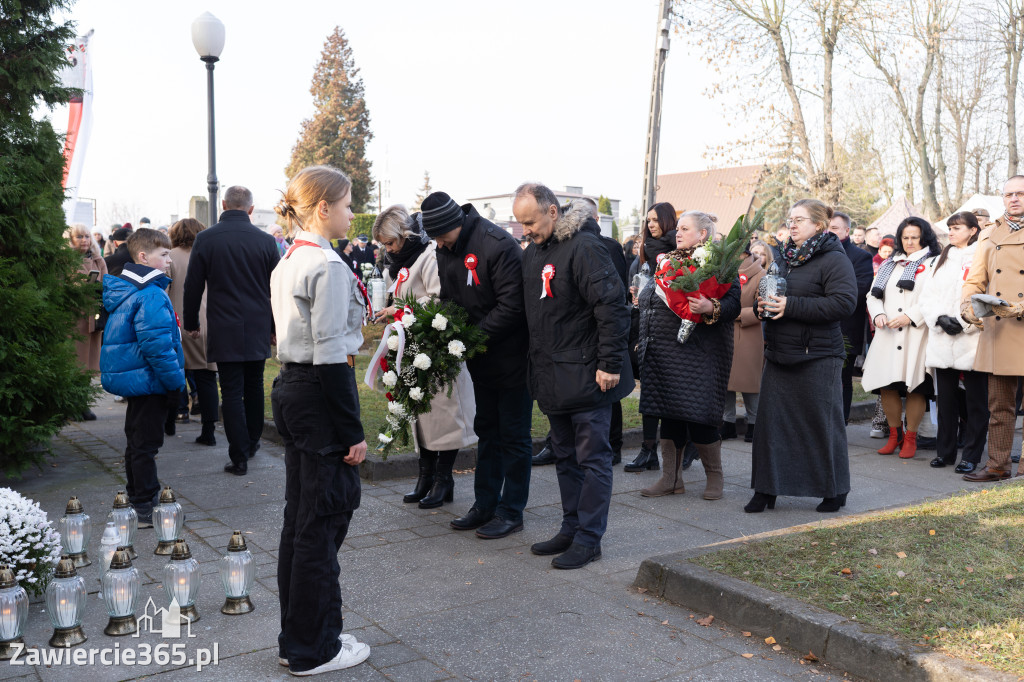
[641,0,673,216]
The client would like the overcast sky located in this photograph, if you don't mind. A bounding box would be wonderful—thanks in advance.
[55,0,739,230]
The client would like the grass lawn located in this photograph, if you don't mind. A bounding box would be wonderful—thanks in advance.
[693,482,1024,676]
[264,322,644,448]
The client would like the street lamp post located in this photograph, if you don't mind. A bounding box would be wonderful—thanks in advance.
[191,12,225,227]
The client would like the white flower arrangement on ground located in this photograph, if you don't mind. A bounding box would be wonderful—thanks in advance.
[0,487,61,596]
[367,298,487,459]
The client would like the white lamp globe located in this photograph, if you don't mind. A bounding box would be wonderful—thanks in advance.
[191,12,225,60]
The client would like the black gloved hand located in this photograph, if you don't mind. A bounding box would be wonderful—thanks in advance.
[937,315,963,336]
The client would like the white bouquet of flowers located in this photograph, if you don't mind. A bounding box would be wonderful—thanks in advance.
[0,487,61,595]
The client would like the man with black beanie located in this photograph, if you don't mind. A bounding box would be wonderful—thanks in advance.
[421,191,532,539]
[104,226,133,277]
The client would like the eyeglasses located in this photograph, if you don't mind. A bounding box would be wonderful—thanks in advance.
[1004,191,1024,199]
[785,217,811,227]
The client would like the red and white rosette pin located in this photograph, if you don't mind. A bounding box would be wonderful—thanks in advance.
[656,253,668,266]
[540,264,555,299]
[916,263,926,275]
[465,254,480,286]
[389,267,410,296]
[739,273,749,286]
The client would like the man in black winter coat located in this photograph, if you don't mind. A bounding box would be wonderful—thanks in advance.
[423,191,533,540]
[104,227,133,277]
[515,185,633,569]
[829,212,874,423]
[183,186,280,475]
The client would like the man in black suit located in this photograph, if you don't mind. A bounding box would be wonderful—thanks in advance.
[829,211,874,423]
[350,235,377,275]
[183,186,280,475]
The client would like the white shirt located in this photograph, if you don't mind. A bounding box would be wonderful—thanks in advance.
[271,230,364,365]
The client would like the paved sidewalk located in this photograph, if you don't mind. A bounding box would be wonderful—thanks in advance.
[1,392,1011,681]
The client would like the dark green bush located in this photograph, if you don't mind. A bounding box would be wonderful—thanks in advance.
[348,213,376,240]
[0,0,98,474]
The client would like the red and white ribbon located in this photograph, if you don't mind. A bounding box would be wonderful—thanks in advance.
[364,309,412,388]
[388,267,410,297]
[465,254,480,286]
[540,263,555,299]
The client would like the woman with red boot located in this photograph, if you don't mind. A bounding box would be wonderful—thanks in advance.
[861,217,941,459]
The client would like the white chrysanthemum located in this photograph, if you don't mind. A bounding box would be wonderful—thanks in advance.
[401,314,416,329]
[692,246,708,264]
[448,340,466,358]
[387,335,400,351]
[413,353,432,370]
[431,314,448,331]
[381,370,398,387]
[409,387,424,401]
[378,433,393,444]
[388,401,406,416]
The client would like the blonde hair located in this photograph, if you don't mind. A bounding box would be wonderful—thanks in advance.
[65,223,101,258]
[372,204,421,244]
[679,211,718,243]
[791,198,834,233]
[750,239,773,268]
[276,166,352,235]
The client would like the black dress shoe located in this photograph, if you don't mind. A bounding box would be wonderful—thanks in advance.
[929,457,947,468]
[81,408,97,421]
[816,492,847,512]
[450,507,493,530]
[475,516,523,539]
[532,442,555,466]
[530,533,574,556]
[744,492,776,513]
[224,462,247,476]
[954,461,977,474]
[551,542,601,569]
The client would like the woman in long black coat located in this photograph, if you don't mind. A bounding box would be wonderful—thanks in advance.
[638,211,740,501]
[748,199,857,513]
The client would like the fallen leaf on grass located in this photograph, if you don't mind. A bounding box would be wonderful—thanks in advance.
[924,598,932,603]
[929,529,936,536]
[810,541,819,546]
[896,551,907,559]
[765,636,777,645]
[696,615,715,626]
[897,571,907,578]
[741,653,754,659]
[1006,574,1016,580]
[868,548,878,555]
[966,567,974,573]
[803,651,819,662]
[889,591,899,596]
[841,568,852,575]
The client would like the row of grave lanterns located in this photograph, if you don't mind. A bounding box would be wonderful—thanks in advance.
[0,488,255,658]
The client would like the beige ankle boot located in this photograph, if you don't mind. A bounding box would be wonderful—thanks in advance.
[696,441,724,500]
[641,440,684,497]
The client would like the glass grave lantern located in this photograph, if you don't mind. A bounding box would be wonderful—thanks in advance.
[164,540,200,623]
[101,547,139,636]
[0,566,28,660]
[58,496,92,568]
[46,556,87,648]
[153,486,184,555]
[98,521,120,599]
[220,531,254,614]
[106,491,138,559]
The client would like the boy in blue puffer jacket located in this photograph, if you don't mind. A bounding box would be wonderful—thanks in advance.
[100,228,185,526]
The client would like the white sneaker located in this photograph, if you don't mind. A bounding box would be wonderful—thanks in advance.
[279,634,357,667]
[289,640,370,676]
[869,428,885,438]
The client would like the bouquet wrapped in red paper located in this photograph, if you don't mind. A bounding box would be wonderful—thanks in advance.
[654,207,768,343]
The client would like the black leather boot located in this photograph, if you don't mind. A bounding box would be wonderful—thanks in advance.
[403,452,437,503]
[195,422,216,446]
[419,450,456,509]
[624,440,659,472]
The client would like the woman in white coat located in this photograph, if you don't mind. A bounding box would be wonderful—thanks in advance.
[918,212,988,473]
[372,205,477,509]
[861,217,941,459]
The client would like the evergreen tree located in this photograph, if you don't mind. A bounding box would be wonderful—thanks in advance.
[597,195,612,215]
[412,171,432,212]
[0,0,97,473]
[286,27,374,212]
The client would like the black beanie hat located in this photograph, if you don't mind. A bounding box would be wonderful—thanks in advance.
[111,227,131,242]
[421,192,464,238]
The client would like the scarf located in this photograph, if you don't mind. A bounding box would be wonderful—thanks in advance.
[1006,215,1024,232]
[643,230,677,269]
[386,234,429,279]
[871,249,928,299]
[781,231,833,269]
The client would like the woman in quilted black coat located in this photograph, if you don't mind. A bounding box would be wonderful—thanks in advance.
[747,199,857,514]
[638,211,740,500]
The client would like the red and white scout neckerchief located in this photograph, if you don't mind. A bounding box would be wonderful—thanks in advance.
[465,254,480,286]
[540,264,555,299]
[286,239,371,321]
[388,267,410,297]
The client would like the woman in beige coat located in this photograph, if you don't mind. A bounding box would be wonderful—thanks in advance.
[167,219,219,446]
[722,250,765,442]
[372,205,476,509]
[66,224,107,420]
[861,217,941,459]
